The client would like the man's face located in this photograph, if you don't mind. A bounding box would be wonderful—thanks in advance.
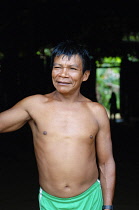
[52,54,90,95]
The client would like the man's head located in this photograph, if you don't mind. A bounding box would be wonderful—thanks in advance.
[51,41,92,95]
[51,40,92,73]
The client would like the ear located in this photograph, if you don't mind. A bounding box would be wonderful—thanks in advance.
[82,70,90,82]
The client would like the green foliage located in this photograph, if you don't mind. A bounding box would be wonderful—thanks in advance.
[96,57,121,110]
[0,51,4,60]
[36,48,52,58]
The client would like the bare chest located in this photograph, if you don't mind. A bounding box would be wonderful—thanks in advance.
[31,107,98,139]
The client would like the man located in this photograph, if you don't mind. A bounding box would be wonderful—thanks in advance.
[0,40,115,210]
[109,92,118,121]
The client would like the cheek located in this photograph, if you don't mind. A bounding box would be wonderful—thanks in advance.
[70,71,82,78]
[73,74,84,81]
[52,70,58,78]
[51,71,54,78]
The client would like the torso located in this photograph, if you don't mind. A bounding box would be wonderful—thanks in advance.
[28,92,99,198]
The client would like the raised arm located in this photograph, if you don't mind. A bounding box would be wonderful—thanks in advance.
[95,104,116,208]
[0,98,31,133]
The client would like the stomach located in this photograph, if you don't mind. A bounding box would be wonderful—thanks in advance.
[34,139,98,197]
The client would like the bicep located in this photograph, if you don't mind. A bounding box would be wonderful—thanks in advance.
[95,106,113,164]
[96,129,113,164]
[0,103,30,133]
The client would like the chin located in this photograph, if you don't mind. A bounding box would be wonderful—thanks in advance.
[57,89,70,94]
[54,85,70,92]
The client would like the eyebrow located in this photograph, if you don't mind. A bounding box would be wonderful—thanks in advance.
[53,63,79,68]
[53,63,61,66]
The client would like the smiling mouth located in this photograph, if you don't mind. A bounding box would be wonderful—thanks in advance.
[57,81,71,85]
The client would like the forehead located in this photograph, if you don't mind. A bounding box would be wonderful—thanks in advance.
[54,54,83,66]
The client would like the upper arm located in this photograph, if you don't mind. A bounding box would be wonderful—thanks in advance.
[0,98,31,133]
[95,104,113,164]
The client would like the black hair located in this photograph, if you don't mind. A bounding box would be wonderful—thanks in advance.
[50,40,92,73]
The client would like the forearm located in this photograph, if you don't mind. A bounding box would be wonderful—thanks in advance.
[99,159,116,205]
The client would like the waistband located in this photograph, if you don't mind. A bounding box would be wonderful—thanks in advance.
[39,180,101,203]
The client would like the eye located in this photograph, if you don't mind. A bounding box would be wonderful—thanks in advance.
[54,66,60,69]
[70,67,77,70]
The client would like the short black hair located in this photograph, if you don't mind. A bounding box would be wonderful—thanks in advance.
[51,40,92,73]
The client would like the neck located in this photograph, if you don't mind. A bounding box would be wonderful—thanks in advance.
[53,90,83,103]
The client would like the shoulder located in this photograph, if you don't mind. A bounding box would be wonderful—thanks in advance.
[14,93,51,109]
[81,96,107,114]
[18,94,45,104]
[86,100,106,112]
[87,101,109,122]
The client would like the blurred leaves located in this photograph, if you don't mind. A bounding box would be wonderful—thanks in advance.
[96,57,121,109]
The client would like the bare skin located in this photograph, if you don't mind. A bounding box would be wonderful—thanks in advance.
[0,55,115,206]
[29,93,99,198]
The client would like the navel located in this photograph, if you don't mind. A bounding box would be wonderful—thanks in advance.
[43,131,47,135]
[65,185,69,188]
[64,185,70,191]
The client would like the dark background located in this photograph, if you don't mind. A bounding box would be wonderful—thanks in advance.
[0,0,139,209]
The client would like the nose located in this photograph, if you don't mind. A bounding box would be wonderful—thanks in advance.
[60,68,69,77]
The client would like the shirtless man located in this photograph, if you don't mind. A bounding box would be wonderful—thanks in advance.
[0,40,115,210]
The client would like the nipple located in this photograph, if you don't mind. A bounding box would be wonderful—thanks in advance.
[43,131,47,135]
[90,135,93,139]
